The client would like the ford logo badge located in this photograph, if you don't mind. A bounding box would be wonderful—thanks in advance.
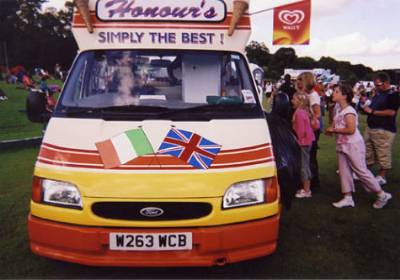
[140,207,164,217]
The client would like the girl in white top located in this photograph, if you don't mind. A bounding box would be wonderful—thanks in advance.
[325,84,391,209]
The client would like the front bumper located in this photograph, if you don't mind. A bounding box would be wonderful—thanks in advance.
[28,214,280,267]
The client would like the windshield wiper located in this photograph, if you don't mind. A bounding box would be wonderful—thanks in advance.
[60,104,259,121]
[64,105,170,116]
[156,104,256,117]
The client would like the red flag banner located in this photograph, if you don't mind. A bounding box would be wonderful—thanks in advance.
[273,0,311,45]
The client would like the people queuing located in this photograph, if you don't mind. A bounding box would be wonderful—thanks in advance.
[275,71,398,209]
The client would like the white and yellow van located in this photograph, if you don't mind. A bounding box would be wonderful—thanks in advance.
[27,0,280,266]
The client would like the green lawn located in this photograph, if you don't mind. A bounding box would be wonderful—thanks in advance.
[0,111,399,278]
[0,80,61,141]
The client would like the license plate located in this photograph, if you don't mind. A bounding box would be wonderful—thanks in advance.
[109,232,192,251]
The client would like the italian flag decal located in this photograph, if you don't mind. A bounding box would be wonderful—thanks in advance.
[96,128,154,169]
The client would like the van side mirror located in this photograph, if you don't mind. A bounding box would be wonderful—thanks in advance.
[26,89,50,123]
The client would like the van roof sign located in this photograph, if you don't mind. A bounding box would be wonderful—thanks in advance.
[72,0,251,53]
[96,0,227,22]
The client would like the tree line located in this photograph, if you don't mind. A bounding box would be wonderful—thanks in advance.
[246,41,400,85]
[0,0,77,74]
[0,1,398,84]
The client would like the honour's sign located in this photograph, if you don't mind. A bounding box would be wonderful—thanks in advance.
[96,0,227,22]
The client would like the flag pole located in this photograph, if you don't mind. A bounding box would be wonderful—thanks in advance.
[250,0,305,16]
[250,7,274,16]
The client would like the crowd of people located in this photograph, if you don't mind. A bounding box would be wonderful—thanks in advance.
[267,71,399,209]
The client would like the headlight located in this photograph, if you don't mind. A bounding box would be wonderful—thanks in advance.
[41,179,82,209]
[223,179,265,209]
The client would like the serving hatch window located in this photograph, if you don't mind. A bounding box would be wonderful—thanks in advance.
[57,50,262,120]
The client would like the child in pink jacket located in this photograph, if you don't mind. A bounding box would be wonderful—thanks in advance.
[292,93,315,198]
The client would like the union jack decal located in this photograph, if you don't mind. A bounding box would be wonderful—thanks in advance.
[157,128,221,170]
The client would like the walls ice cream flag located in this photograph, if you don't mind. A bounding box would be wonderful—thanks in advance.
[158,128,221,170]
[273,0,311,45]
[96,128,154,169]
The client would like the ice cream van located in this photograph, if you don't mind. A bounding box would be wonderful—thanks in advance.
[27,0,280,267]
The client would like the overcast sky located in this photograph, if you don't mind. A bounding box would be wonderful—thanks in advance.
[43,0,400,70]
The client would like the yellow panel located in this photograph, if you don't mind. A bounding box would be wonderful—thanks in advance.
[32,165,279,226]
[34,166,276,198]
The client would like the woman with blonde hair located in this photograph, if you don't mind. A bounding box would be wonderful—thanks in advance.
[296,72,321,191]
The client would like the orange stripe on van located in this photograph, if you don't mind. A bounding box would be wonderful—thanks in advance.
[40,142,270,155]
[95,139,121,169]
[38,142,273,170]
[37,157,274,170]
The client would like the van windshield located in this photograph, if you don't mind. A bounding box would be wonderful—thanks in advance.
[56,50,263,120]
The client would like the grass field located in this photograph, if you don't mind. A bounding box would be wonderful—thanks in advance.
[0,86,399,278]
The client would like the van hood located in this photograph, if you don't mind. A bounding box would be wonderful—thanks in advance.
[36,117,275,198]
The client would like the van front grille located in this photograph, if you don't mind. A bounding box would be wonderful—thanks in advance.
[92,202,212,221]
